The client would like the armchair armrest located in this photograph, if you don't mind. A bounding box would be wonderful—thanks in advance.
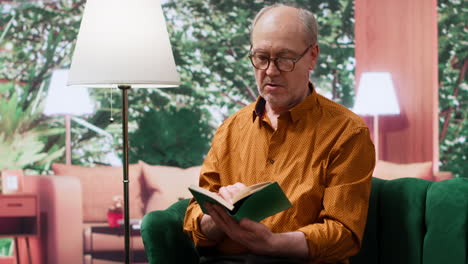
[433,171,453,181]
[24,175,83,264]
[141,199,198,264]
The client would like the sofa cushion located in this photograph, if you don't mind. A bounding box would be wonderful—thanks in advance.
[51,163,145,222]
[378,178,432,264]
[139,161,200,213]
[350,177,385,263]
[373,160,434,181]
[423,178,468,264]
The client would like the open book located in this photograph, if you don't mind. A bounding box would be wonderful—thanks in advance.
[188,182,292,222]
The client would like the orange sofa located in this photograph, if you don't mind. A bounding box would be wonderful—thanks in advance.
[24,161,200,264]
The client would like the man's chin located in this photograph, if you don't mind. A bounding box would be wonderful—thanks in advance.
[263,95,288,108]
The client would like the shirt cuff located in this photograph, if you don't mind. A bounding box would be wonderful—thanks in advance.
[297,220,357,263]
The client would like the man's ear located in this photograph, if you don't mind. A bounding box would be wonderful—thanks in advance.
[308,44,320,70]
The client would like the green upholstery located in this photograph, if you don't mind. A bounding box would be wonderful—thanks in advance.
[379,178,432,264]
[423,178,468,264]
[352,177,468,264]
[141,199,199,264]
[141,177,468,264]
[349,177,384,264]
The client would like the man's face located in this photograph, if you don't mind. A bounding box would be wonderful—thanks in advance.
[251,7,319,110]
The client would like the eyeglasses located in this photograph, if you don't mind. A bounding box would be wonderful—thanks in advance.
[248,45,313,72]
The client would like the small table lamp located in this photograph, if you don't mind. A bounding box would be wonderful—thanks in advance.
[43,69,93,165]
[67,0,180,263]
[353,72,400,161]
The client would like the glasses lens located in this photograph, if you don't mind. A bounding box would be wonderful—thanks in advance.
[251,55,269,70]
[276,58,294,72]
[249,55,295,72]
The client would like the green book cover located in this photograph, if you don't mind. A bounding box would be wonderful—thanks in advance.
[188,182,292,222]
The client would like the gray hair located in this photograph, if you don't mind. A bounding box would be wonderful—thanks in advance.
[250,3,318,46]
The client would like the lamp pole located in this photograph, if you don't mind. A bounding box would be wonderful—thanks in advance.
[119,85,131,263]
[67,1,181,261]
[374,114,379,161]
[65,114,72,165]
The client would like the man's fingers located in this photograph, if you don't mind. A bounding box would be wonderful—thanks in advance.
[229,183,247,195]
[233,182,247,190]
[206,203,274,253]
[238,218,257,230]
[218,182,247,203]
[206,203,241,236]
[205,203,229,228]
[212,204,237,226]
[218,187,233,203]
[205,202,220,219]
[226,185,239,194]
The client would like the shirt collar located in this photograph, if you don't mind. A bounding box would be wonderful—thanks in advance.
[252,96,266,123]
[252,82,318,123]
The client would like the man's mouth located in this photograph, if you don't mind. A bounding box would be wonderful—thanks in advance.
[265,83,283,90]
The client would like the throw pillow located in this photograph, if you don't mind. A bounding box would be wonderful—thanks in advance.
[139,161,201,213]
[373,160,434,181]
[51,163,144,222]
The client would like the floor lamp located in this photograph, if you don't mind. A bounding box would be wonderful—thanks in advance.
[353,72,400,161]
[67,1,180,263]
[43,69,94,165]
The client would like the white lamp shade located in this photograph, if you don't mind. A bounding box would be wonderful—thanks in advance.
[44,69,94,116]
[68,0,180,88]
[353,72,400,115]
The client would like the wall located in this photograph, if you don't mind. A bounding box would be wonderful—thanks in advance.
[354,0,439,169]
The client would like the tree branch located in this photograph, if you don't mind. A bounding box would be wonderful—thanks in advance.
[220,91,247,107]
[244,85,257,101]
[439,57,467,141]
[439,108,452,116]
[332,69,338,99]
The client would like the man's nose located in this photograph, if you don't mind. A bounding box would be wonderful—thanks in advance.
[265,60,281,76]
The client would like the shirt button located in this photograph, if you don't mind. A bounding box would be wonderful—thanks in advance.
[268,159,275,164]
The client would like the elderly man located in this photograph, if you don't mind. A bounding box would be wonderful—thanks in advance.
[183,3,375,264]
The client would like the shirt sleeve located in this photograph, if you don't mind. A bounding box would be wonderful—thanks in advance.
[297,127,375,263]
[183,122,226,247]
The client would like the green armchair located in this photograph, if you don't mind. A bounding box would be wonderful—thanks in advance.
[141,177,468,264]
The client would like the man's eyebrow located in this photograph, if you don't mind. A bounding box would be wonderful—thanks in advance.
[251,48,269,54]
[251,48,297,56]
[276,49,297,56]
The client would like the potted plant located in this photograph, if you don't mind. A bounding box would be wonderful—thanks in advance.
[107,196,124,227]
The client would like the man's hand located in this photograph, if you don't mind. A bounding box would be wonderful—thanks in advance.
[200,214,225,242]
[199,182,309,259]
[199,182,247,242]
[205,202,276,255]
[217,182,247,203]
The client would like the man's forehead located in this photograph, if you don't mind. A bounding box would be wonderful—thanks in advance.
[251,10,306,50]
[250,33,308,54]
[252,6,304,33]
[252,19,304,37]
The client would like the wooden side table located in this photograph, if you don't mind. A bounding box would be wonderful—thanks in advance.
[0,194,39,264]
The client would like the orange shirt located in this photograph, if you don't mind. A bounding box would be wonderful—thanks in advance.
[184,83,375,263]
